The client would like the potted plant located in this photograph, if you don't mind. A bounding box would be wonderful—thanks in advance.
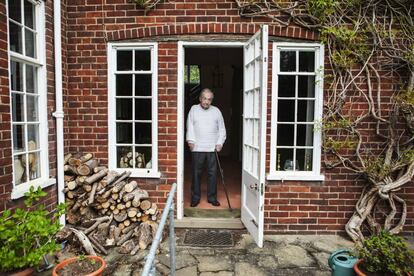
[0,186,65,275]
[52,254,106,276]
[354,230,414,276]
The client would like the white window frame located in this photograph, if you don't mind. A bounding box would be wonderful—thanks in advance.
[107,42,160,178]
[268,42,325,181]
[7,0,54,199]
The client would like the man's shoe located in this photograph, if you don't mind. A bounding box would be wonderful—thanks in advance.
[208,200,221,207]
[190,201,199,207]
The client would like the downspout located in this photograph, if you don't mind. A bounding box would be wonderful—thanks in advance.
[52,0,65,226]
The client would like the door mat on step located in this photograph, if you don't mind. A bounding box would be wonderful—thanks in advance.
[182,229,234,247]
[184,208,241,218]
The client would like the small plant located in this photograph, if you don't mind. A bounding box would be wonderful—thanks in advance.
[354,231,414,275]
[0,186,65,272]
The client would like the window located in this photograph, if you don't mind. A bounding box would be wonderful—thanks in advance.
[268,43,324,181]
[184,65,200,84]
[8,0,51,198]
[108,43,159,178]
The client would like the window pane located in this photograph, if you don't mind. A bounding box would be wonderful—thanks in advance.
[116,99,132,120]
[280,51,295,72]
[117,51,132,71]
[277,124,294,146]
[277,100,294,122]
[135,146,152,168]
[12,93,24,122]
[135,123,151,144]
[24,0,35,29]
[25,29,36,58]
[135,99,152,120]
[297,124,314,146]
[27,124,39,149]
[26,64,37,93]
[116,74,132,96]
[276,148,294,171]
[28,151,40,180]
[298,76,315,98]
[297,149,313,171]
[278,75,295,97]
[14,155,26,185]
[9,22,22,54]
[116,123,132,143]
[190,65,200,83]
[8,0,22,23]
[135,50,151,71]
[11,61,23,92]
[297,100,314,122]
[117,146,133,168]
[135,74,152,96]
[13,124,25,153]
[299,52,315,72]
[26,95,38,121]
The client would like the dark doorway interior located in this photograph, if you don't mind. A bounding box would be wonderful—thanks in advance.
[183,47,243,214]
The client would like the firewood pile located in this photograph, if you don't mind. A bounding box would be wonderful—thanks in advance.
[59,153,160,256]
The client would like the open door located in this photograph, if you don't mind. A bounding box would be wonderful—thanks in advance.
[241,25,268,247]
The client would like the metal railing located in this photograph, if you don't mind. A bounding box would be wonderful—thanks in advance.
[141,182,177,276]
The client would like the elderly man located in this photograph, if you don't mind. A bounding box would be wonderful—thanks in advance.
[186,88,226,207]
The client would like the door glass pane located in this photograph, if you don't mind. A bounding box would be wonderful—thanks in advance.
[135,99,152,120]
[13,125,25,153]
[116,123,132,143]
[116,74,132,96]
[26,95,38,122]
[135,74,152,96]
[298,76,315,98]
[116,99,132,120]
[280,51,296,72]
[117,146,133,168]
[12,93,24,122]
[276,148,294,171]
[297,124,314,146]
[26,64,37,93]
[27,124,39,149]
[9,22,22,54]
[277,100,295,122]
[135,146,152,168]
[25,29,36,58]
[297,149,313,171]
[117,51,132,71]
[11,61,23,92]
[28,151,40,180]
[9,0,22,22]
[278,75,295,97]
[24,0,35,29]
[277,124,294,146]
[299,52,315,72]
[135,123,151,144]
[297,100,314,122]
[135,50,151,71]
[14,155,26,185]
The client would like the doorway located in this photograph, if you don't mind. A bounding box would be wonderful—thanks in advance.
[179,45,244,218]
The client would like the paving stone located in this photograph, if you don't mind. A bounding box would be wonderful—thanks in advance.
[176,265,198,276]
[197,256,233,272]
[257,255,278,270]
[159,253,198,270]
[246,241,278,255]
[313,270,331,276]
[311,236,353,253]
[188,248,215,255]
[130,249,148,263]
[274,245,315,268]
[156,262,170,276]
[200,271,234,276]
[312,252,331,270]
[234,262,268,276]
[112,264,133,276]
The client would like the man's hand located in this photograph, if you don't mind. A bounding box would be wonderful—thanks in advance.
[188,142,194,151]
[215,144,223,152]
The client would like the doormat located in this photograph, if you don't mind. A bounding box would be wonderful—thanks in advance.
[184,208,241,218]
[182,229,234,247]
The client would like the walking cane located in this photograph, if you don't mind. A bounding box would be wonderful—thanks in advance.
[215,150,232,211]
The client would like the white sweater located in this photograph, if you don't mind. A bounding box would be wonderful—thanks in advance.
[186,104,226,152]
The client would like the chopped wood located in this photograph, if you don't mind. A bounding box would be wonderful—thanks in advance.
[138,222,152,250]
[125,201,131,208]
[130,243,141,255]
[70,228,96,256]
[113,226,121,243]
[114,212,128,222]
[68,157,81,167]
[64,165,78,175]
[64,153,72,165]
[101,171,119,186]
[124,181,138,193]
[80,153,93,163]
[112,171,131,187]
[132,189,149,207]
[56,226,73,242]
[118,239,135,254]
[64,174,75,182]
[123,219,131,227]
[76,176,87,184]
[88,234,108,255]
[77,159,99,176]
[147,203,158,215]
[83,184,92,193]
[112,193,119,200]
[116,229,134,246]
[131,217,137,222]
[140,214,149,222]
[116,203,125,210]
[100,189,112,198]
[110,205,116,211]
[84,216,111,235]
[88,183,98,205]
[128,208,139,218]
[85,169,108,185]
[140,200,151,211]
[94,166,107,173]
[121,223,137,234]
[113,208,120,215]
[112,181,127,194]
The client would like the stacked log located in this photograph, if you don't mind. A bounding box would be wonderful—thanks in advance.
[61,153,161,256]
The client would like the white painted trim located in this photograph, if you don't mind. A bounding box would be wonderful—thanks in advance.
[11,178,56,200]
[107,42,160,176]
[176,41,245,220]
[269,42,325,181]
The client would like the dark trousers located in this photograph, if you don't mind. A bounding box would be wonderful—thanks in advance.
[191,152,217,203]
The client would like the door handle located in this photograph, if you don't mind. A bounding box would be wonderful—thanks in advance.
[249,183,258,190]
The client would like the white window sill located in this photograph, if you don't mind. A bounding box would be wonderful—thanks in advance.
[112,168,161,179]
[11,178,57,200]
[266,173,325,182]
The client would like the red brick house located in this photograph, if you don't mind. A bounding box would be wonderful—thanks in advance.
[1,0,413,247]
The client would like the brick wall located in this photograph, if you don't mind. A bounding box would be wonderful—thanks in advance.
[64,0,414,234]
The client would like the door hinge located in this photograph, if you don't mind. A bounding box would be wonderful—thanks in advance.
[251,219,258,228]
[261,182,264,196]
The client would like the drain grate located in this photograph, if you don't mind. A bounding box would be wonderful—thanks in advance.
[182,229,234,247]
